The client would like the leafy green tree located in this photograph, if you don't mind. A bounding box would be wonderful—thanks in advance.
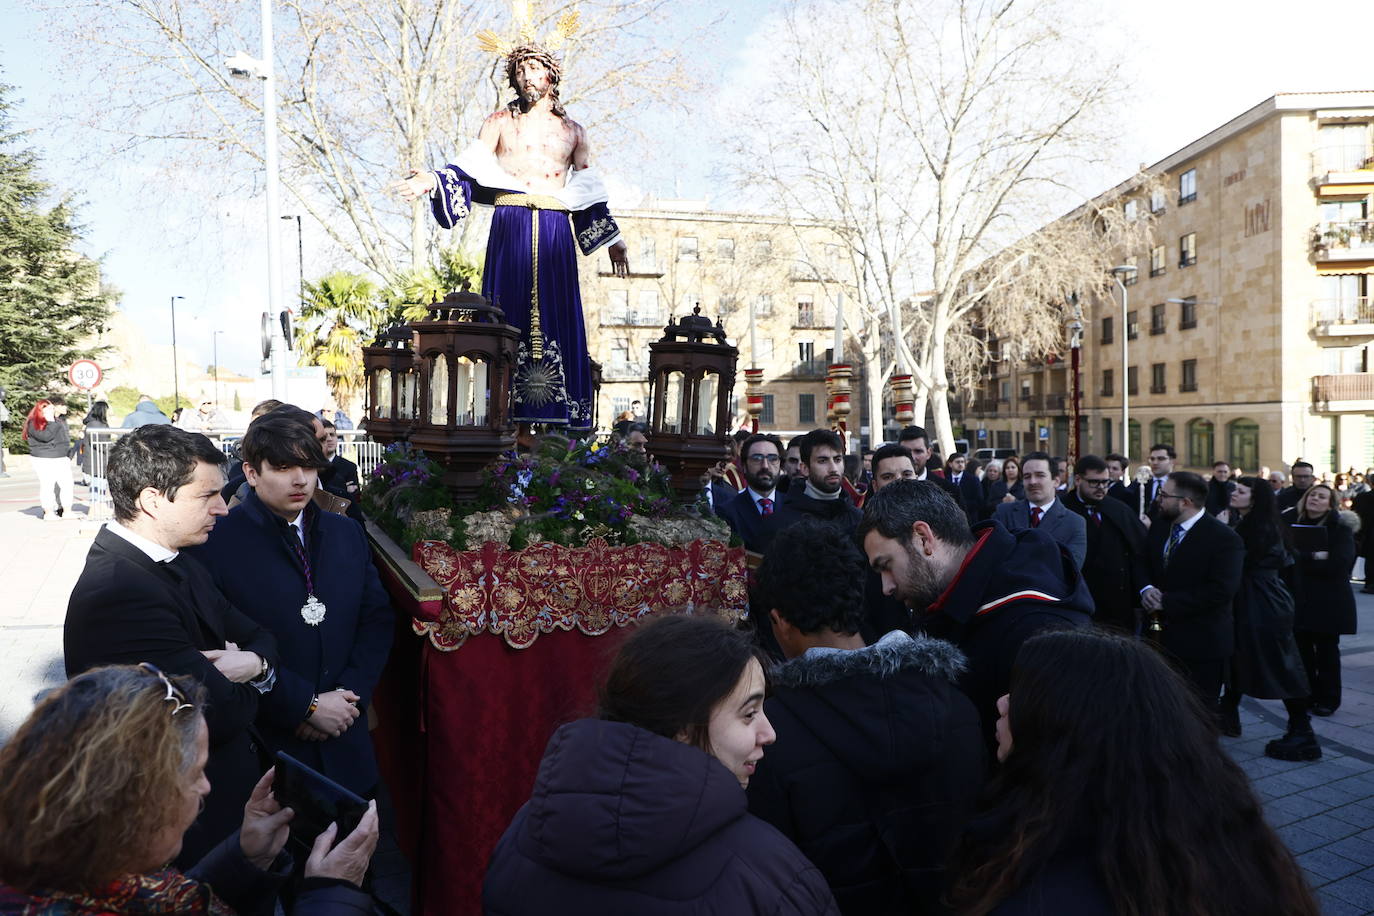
[294,271,384,408]
[382,246,483,324]
[0,80,117,452]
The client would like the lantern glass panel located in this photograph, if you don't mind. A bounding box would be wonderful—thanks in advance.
[455,356,490,426]
[696,370,719,434]
[429,355,449,425]
[375,368,392,418]
[661,371,684,434]
[400,370,416,419]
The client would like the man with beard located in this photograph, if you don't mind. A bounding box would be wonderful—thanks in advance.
[718,433,785,552]
[781,435,808,495]
[859,480,1092,743]
[1139,471,1244,717]
[1062,454,1149,633]
[1277,461,1315,514]
[767,429,861,539]
[393,41,628,432]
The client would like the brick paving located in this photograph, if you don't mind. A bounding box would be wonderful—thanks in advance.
[5,460,1374,912]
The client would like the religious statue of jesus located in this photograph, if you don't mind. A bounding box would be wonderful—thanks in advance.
[392,41,628,432]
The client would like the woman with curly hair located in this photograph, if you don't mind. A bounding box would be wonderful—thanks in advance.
[1287,483,1361,719]
[0,664,377,915]
[946,628,1317,916]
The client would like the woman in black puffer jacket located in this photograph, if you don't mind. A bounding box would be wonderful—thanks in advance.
[22,398,75,521]
[483,615,839,916]
[1286,484,1360,718]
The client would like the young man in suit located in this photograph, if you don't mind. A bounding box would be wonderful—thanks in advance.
[64,424,279,865]
[896,425,958,498]
[991,451,1087,570]
[1061,454,1150,633]
[1139,471,1244,718]
[1127,443,1176,524]
[945,452,984,525]
[717,432,784,552]
[1105,452,1134,507]
[187,414,395,799]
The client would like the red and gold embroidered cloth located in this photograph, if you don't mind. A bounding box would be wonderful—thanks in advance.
[411,537,748,650]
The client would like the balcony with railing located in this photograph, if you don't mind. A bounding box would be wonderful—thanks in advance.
[1313,373,1374,413]
[601,311,663,328]
[1312,145,1374,189]
[1025,393,1067,413]
[783,358,830,379]
[1312,220,1374,263]
[603,360,648,381]
[1312,298,1374,345]
[969,397,999,416]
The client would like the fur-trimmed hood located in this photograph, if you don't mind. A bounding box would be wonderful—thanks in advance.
[771,631,966,690]
[1338,508,1362,534]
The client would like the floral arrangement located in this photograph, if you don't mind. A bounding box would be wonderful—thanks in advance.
[363,434,731,552]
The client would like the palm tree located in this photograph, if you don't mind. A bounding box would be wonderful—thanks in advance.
[383,246,483,324]
[294,272,384,408]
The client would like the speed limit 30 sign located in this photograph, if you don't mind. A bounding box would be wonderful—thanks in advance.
[68,360,103,391]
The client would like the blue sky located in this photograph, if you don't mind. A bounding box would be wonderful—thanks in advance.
[3,0,1371,376]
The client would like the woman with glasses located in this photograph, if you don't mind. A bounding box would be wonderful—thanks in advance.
[0,664,377,915]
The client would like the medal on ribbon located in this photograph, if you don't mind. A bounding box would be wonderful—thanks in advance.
[301,594,327,626]
[289,523,327,626]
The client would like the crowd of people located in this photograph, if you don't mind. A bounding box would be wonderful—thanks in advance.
[0,406,1362,913]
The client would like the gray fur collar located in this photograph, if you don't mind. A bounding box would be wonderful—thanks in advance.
[771,631,967,690]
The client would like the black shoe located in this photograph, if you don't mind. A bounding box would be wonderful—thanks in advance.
[1311,705,1337,717]
[1219,705,1241,738]
[1266,730,1322,761]
[55,507,63,518]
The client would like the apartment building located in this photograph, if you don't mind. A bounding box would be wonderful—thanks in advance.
[966,91,1374,474]
[577,199,868,439]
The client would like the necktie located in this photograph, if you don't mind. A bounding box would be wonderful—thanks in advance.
[758,497,773,516]
[1164,524,1187,566]
[1089,508,1102,526]
[1030,506,1042,528]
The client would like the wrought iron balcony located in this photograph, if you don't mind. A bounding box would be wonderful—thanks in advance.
[1311,220,1374,262]
[1313,373,1374,412]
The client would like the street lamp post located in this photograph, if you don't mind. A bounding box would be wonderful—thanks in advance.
[170,295,185,411]
[1110,265,1138,458]
[226,0,287,399]
[212,330,224,408]
[282,214,304,309]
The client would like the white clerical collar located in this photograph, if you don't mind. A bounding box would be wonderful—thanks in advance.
[105,519,178,564]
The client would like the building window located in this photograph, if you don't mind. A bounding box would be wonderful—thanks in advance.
[1150,363,1166,394]
[798,393,816,424]
[1127,366,1138,395]
[1102,417,1114,452]
[1181,359,1198,392]
[1149,245,1166,278]
[1123,261,1138,285]
[1228,418,1259,471]
[677,236,698,261]
[799,340,814,364]
[760,394,775,425]
[797,295,815,327]
[757,338,774,362]
[1179,232,1197,267]
[639,236,657,269]
[1186,418,1214,466]
[755,239,773,260]
[755,293,773,317]
[638,290,660,324]
[1150,303,1166,335]
[610,337,630,367]
[611,396,632,417]
[1179,296,1197,329]
[1151,418,1175,447]
[607,289,629,324]
[1179,168,1197,205]
[1128,419,1141,458]
[1124,199,1138,221]
[1101,368,1114,396]
[1150,189,1167,213]
[1020,379,1032,399]
[1127,310,1139,340]
[717,237,735,260]
[1101,315,1114,344]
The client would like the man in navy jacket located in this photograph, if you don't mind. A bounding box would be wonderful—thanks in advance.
[718,432,785,553]
[188,414,395,796]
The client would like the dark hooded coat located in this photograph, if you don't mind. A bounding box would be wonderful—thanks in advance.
[747,633,985,915]
[483,718,839,916]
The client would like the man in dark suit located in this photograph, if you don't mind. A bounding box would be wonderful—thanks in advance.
[992,451,1087,569]
[318,418,365,523]
[1105,452,1134,507]
[64,424,279,865]
[187,414,394,797]
[945,452,984,525]
[1062,454,1149,632]
[1277,460,1315,514]
[1140,471,1244,717]
[897,425,960,501]
[718,432,785,552]
[1127,443,1176,524]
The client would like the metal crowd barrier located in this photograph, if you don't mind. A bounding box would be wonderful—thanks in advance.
[81,428,384,521]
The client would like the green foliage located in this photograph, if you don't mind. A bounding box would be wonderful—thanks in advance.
[360,446,460,549]
[0,81,117,453]
[233,390,242,411]
[293,272,384,408]
[382,246,483,325]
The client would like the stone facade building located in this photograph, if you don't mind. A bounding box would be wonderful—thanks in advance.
[966,91,1374,475]
[577,199,867,440]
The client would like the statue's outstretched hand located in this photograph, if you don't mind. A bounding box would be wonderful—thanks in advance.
[390,169,435,203]
[609,240,629,278]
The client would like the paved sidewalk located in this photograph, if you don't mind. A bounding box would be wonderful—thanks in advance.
[4,462,1374,912]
